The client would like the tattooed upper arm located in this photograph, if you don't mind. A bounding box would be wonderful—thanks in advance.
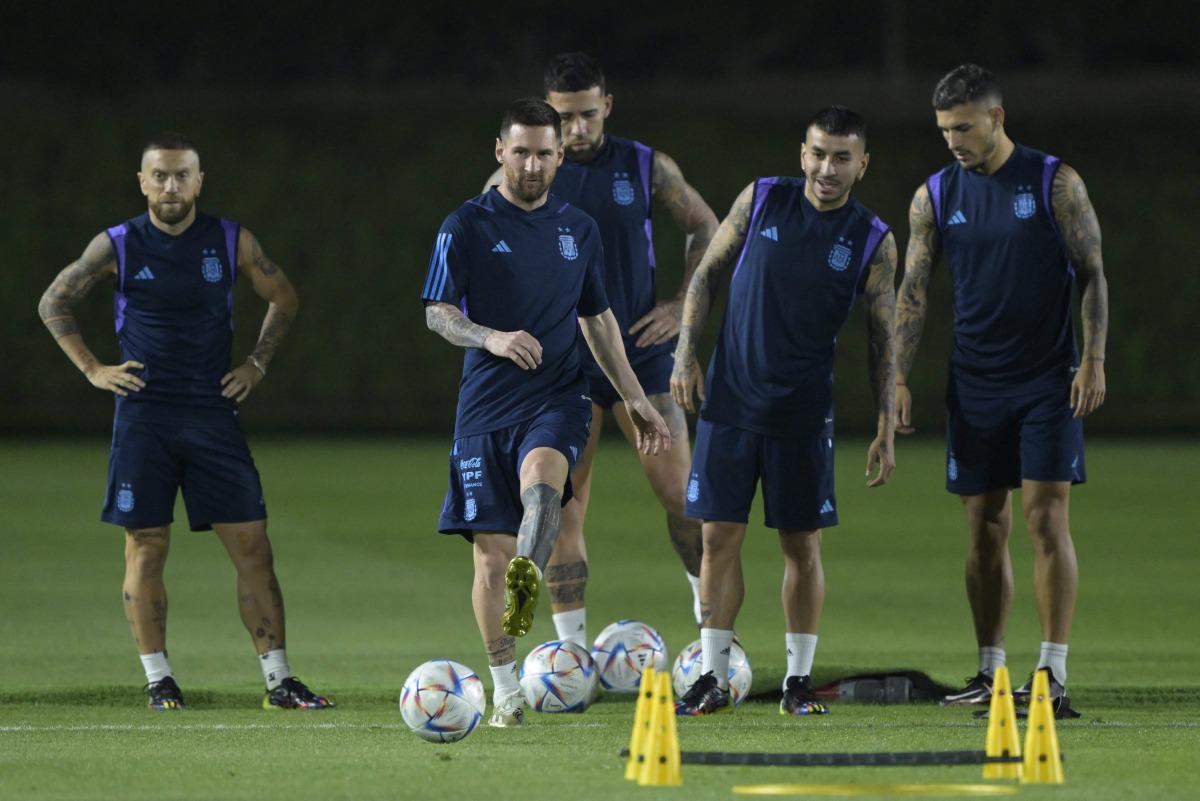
[238,228,298,308]
[894,185,940,376]
[39,232,117,336]
[651,151,719,238]
[864,232,898,410]
[1050,164,1104,276]
[1051,164,1108,360]
[687,183,753,300]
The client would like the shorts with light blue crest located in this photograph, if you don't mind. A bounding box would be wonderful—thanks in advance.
[101,414,266,531]
[685,416,837,531]
[438,400,591,540]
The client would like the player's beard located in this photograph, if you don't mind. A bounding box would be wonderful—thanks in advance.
[505,173,550,204]
[151,196,195,224]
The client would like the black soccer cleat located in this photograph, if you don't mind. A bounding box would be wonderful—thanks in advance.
[780,674,829,715]
[675,671,733,716]
[145,676,186,711]
[263,676,334,710]
[940,671,993,706]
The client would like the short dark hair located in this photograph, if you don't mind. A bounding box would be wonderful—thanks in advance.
[142,131,199,157]
[500,97,562,141]
[543,51,606,95]
[807,106,867,144]
[932,63,1002,110]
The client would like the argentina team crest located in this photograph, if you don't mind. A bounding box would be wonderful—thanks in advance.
[828,237,852,271]
[557,227,579,260]
[464,497,477,522]
[116,482,135,513]
[200,248,223,282]
[1013,184,1036,219]
[611,171,635,206]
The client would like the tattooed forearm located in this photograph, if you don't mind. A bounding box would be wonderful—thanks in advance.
[1051,165,1108,361]
[895,187,939,379]
[426,302,493,349]
[865,234,898,421]
[251,309,294,366]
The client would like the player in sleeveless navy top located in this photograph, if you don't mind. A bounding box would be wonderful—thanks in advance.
[895,64,1109,713]
[484,53,719,650]
[424,99,671,728]
[38,132,332,711]
[672,107,898,716]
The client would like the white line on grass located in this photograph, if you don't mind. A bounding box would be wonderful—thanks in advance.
[0,720,612,733]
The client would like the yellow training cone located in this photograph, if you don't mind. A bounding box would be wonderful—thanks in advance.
[1021,670,1064,784]
[983,666,1022,780]
[625,667,656,781]
[637,669,682,786]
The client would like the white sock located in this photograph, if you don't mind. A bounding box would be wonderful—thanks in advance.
[259,649,291,690]
[552,608,587,649]
[700,628,734,689]
[489,661,520,702]
[1037,642,1068,685]
[686,572,702,625]
[140,651,173,684]
[979,646,1006,677]
[784,633,819,687]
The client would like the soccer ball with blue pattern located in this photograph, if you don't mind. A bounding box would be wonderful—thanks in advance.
[520,640,599,713]
[399,660,486,743]
[672,638,753,706]
[590,619,668,692]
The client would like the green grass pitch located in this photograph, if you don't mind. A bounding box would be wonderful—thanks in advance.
[1,436,1197,800]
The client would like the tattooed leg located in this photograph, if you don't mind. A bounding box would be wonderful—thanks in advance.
[214,521,285,654]
[123,527,171,654]
[545,560,588,608]
[515,482,563,571]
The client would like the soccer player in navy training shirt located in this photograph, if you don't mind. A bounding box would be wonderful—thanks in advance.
[38,132,332,712]
[671,106,898,716]
[484,53,719,649]
[895,64,1108,716]
[424,98,671,727]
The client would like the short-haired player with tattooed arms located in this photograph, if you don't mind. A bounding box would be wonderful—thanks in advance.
[38,132,333,712]
[672,106,898,717]
[425,98,671,728]
[894,64,1108,716]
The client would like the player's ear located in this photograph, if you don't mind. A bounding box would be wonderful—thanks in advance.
[495,137,504,163]
[859,152,870,180]
[195,170,204,196]
[990,105,1005,130]
[603,93,613,118]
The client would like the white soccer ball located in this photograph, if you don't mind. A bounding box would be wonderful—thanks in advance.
[399,659,487,743]
[590,619,668,692]
[520,640,599,713]
[672,638,753,706]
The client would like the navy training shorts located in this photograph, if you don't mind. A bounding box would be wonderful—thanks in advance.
[101,414,266,531]
[438,400,591,540]
[685,416,837,531]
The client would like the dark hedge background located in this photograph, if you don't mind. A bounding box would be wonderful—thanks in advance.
[4,2,1197,435]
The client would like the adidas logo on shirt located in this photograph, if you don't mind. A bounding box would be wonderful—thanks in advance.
[134,266,155,280]
[491,240,512,253]
[760,226,779,241]
[948,210,967,225]
[820,499,835,515]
